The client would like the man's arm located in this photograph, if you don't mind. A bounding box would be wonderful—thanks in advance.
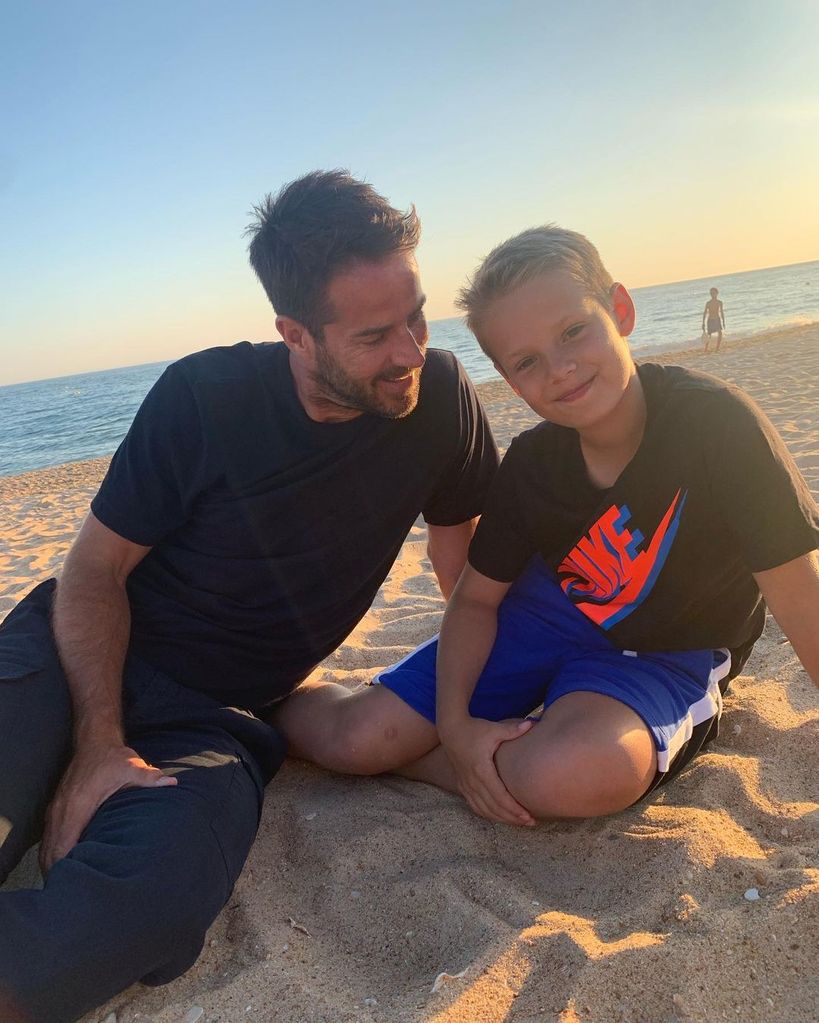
[754,550,819,687]
[427,518,479,599]
[720,300,725,327]
[435,564,534,825]
[42,513,176,871]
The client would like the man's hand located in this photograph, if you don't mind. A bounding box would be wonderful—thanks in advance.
[440,716,535,826]
[40,743,177,873]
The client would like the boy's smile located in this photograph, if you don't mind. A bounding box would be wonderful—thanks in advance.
[477,270,643,444]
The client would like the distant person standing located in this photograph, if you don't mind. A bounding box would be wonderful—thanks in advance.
[702,287,725,353]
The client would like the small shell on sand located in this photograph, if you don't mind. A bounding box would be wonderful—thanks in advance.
[744,888,761,901]
[431,967,469,993]
[184,1008,204,1023]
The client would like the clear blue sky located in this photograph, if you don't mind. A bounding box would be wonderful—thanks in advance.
[2,0,817,384]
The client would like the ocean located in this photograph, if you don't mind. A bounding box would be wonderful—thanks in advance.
[2,259,817,477]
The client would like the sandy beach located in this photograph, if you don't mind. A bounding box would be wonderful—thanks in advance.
[2,323,818,1023]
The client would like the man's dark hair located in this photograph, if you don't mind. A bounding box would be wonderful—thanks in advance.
[246,170,421,337]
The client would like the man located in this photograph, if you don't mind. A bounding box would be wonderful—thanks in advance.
[702,287,725,352]
[0,170,498,1023]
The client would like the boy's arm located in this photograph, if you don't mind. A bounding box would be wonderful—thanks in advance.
[754,550,819,686]
[436,565,535,826]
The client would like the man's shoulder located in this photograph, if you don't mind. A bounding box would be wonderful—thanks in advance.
[413,348,476,421]
[419,347,464,389]
[172,341,284,386]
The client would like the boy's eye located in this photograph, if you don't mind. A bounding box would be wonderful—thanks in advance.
[563,324,585,342]
[515,356,536,373]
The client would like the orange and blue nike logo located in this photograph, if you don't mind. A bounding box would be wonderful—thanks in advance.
[557,489,687,629]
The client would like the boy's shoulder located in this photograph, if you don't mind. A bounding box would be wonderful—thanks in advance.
[638,362,757,416]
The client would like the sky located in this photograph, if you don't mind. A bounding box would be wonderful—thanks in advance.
[1,0,818,385]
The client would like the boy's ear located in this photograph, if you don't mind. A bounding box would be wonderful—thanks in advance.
[609,283,636,337]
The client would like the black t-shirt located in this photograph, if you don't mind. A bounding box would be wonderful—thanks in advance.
[470,363,818,659]
[91,342,499,709]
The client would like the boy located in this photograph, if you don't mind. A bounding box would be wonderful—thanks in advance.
[702,287,725,352]
[276,227,819,826]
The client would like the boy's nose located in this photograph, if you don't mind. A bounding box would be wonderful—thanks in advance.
[547,351,577,383]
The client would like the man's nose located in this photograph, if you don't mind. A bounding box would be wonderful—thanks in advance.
[391,326,427,369]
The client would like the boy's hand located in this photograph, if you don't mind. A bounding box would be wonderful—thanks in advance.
[440,717,536,826]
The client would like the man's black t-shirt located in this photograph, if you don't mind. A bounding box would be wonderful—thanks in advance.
[469,363,818,660]
[91,342,499,709]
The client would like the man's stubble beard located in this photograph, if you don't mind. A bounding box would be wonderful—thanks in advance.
[312,344,422,420]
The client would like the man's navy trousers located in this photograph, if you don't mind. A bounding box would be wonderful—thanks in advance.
[0,580,287,1023]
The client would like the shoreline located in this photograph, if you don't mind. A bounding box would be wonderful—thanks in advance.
[1,319,816,497]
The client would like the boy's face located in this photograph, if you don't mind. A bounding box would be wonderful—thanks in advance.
[478,270,637,434]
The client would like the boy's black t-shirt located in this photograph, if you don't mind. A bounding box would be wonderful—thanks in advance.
[91,342,499,710]
[469,363,819,659]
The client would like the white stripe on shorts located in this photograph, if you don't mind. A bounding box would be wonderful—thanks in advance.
[656,648,732,773]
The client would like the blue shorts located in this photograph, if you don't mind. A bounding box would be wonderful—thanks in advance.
[375,558,731,786]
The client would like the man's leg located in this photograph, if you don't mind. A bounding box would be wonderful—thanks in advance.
[0,652,286,1023]
[0,581,72,883]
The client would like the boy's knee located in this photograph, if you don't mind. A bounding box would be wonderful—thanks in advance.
[318,715,392,775]
[502,736,655,819]
[308,690,432,776]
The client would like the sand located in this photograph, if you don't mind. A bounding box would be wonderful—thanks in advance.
[1,323,817,1023]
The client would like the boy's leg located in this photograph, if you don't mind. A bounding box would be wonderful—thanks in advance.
[274,558,601,781]
[273,675,440,774]
[0,671,285,1023]
[494,647,730,820]
[494,692,656,818]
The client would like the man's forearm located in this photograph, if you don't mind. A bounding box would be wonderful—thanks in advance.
[52,561,131,748]
[427,519,478,600]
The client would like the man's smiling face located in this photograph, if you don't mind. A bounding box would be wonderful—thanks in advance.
[310,251,429,420]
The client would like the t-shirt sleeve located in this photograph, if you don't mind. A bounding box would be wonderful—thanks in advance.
[421,362,500,526]
[467,438,538,581]
[706,386,819,572]
[90,363,215,547]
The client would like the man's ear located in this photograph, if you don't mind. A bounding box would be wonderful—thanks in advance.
[276,315,317,355]
[610,283,636,337]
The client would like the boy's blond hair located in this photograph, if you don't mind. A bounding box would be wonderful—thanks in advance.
[457,226,614,357]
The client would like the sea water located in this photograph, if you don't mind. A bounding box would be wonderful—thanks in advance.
[1,259,817,476]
